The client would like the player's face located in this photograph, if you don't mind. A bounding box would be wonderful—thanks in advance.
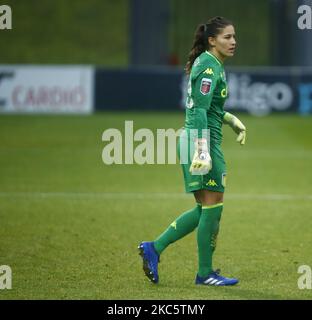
[209,25,236,60]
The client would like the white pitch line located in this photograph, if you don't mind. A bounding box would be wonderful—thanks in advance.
[0,192,311,201]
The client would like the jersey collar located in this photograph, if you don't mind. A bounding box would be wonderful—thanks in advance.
[205,51,223,66]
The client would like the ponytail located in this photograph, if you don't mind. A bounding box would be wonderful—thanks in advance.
[185,24,207,75]
[185,16,233,75]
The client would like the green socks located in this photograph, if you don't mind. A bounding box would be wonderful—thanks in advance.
[153,202,223,278]
[197,203,223,277]
[153,204,202,255]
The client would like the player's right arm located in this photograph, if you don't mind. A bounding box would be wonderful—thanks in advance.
[188,61,218,174]
[189,137,212,175]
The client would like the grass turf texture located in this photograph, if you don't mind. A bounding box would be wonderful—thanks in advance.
[0,112,312,299]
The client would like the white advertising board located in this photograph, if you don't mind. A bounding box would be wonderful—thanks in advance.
[0,66,94,113]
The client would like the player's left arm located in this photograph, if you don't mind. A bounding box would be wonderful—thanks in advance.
[223,112,246,145]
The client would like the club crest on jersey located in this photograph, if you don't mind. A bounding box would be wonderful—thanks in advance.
[200,78,212,95]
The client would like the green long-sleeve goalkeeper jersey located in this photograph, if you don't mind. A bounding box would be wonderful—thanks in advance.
[185,51,228,145]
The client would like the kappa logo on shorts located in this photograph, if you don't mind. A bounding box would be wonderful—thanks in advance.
[200,78,212,95]
[207,179,218,187]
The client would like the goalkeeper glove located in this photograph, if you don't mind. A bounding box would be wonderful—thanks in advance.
[189,138,212,175]
[223,112,246,145]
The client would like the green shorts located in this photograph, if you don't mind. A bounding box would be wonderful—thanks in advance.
[178,130,227,193]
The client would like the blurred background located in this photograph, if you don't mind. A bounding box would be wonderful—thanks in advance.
[1,0,312,300]
[1,0,312,115]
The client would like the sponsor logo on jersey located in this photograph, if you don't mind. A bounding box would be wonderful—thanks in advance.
[221,87,227,98]
[200,78,212,95]
[204,68,214,75]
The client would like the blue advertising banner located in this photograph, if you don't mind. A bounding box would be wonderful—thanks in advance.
[95,67,183,111]
[225,67,312,116]
[94,66,312,115]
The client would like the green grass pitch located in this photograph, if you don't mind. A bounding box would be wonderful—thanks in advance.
[0,112,312,299]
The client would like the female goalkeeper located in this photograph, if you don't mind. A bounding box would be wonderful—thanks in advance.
[139,16,246,286]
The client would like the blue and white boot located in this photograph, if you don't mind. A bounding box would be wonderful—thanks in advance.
[138,241,160,284]
[195,269,239,286]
